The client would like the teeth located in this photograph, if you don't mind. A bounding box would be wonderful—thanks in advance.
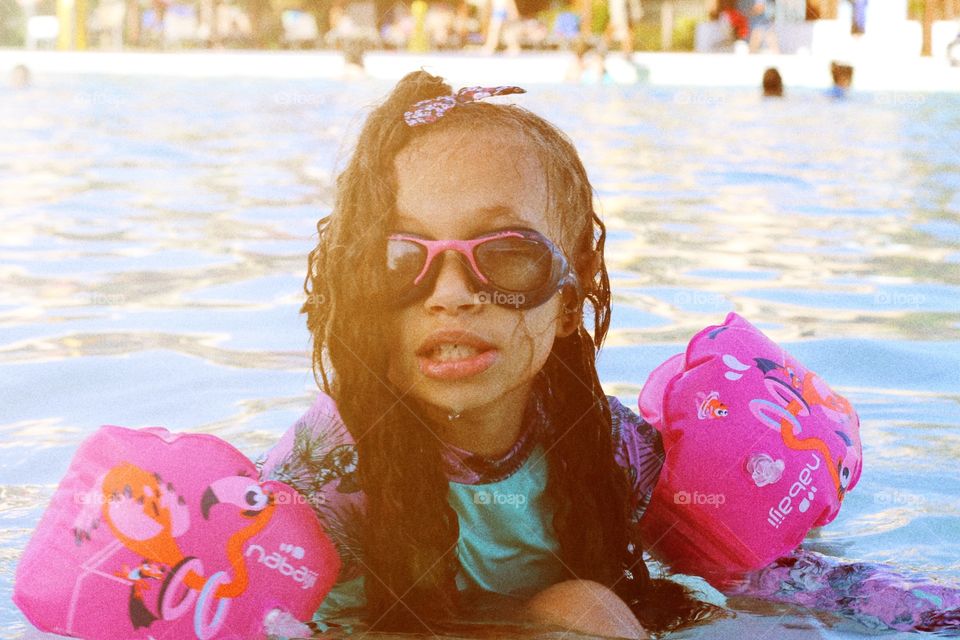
[430,343,480,361]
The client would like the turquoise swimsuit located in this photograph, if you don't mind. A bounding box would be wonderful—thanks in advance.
[257,391,662,630]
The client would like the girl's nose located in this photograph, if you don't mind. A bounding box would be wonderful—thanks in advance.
[423,252,480,313]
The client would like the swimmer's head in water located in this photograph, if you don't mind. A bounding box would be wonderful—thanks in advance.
[9,64,30,89]
[831,62,854,89]
[762,67,783,97]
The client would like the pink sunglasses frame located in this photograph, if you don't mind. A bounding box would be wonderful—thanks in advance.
[386,227,578,310]
[389,230,527,287]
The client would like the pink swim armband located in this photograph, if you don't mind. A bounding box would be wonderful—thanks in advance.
[637,312,862,579]
[13,425,340,639]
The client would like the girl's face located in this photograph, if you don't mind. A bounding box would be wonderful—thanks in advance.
[386,127,571,420]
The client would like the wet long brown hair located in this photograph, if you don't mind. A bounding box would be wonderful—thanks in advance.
[303,71,723,634]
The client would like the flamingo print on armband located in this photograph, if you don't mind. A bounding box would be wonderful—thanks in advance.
[72,463,277,637]
[724,354,859,502]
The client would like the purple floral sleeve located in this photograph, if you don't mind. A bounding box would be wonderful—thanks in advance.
[257,392,366,583]
[729,547,960,632]
[608,395,665,525]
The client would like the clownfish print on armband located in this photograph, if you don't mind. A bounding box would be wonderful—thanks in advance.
[696,391,729,420]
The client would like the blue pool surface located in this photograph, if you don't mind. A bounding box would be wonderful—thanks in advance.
[1,74,959,639]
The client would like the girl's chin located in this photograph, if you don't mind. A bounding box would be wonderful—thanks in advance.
[412,383,502,420]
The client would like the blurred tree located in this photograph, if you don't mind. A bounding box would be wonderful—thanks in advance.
[0,0,25,46]
[813,0,836,17]
[302,0,331,36]
[516,0,552,15]
[409,0,428,49]
[917,0,949,55]
[241,0,281,46]
[124,0,141,46]
[632,20,659,48]
[672,13,696,49]
[922,0,934,55]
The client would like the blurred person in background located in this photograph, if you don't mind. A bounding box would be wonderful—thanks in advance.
[565,38,607,82]
[738,0,778,53]
[342,39,366,78]
[762,66,783,97]
[482,0,520,54]
[828,60,853,99]
[604,0,640,54]
[949,31,960,66]
[850,0,866,36]
[424,0,458,48]
[715,0,749,41]
[379,1,413,48]
[8,63,31,88]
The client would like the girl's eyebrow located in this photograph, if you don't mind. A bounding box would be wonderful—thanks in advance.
[476,204,524,223]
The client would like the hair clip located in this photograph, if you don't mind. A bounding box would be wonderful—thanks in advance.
[403,86,526,127]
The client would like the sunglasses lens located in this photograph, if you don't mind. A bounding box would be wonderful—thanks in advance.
[386,239,427,292]
[475,236,553,292]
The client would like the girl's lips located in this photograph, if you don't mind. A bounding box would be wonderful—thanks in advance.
[417,348,500,381]
[415,330,499,381]
[417,349,500,380]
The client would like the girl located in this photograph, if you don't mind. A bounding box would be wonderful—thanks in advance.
[259,71,723,637]
[259,71,960,636]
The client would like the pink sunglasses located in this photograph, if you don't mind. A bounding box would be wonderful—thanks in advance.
[386,227,577,309]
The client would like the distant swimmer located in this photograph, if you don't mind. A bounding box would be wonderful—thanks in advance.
[9,64,31,89]
[762,67,783,98]
[828,61,853,100]
[948,33,960,67]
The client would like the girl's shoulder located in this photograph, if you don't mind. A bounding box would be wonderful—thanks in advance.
[258,392,363,518]
[259,392,365,581]
[606,395,665,523]
[258,391,357,487]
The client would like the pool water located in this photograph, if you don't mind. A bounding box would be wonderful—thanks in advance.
[1,74,959,639]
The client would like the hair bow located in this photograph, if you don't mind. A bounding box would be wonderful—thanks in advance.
[403,86,526,127]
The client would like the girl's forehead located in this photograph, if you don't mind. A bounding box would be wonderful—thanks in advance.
[392,129,560,240]
[395,126,538,180]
